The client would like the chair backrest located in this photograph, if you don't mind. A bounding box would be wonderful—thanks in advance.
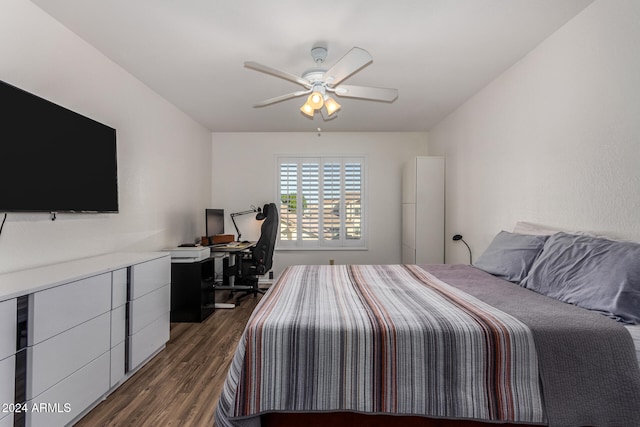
[252,203,278,274]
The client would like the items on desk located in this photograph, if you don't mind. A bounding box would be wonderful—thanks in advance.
[164,246,211,263]
[201,234,234,246]
[230,205,265,241]
[212,234,235,244]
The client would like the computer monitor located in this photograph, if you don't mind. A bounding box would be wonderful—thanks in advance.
[205,209,224,237]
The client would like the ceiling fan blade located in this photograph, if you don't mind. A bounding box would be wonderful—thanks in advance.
[253,90,311,107]
[244,61,311,88]
[333,85,398,102]
[323,47,373,86]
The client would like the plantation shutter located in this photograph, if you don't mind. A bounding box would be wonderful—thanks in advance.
[301,162,319,240]
[277,156,366,249]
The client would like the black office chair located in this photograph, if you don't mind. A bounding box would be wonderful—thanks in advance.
[235,203,278,299]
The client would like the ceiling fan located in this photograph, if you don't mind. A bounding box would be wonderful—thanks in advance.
[245,45,398,119]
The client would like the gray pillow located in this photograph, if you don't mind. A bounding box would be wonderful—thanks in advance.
[473,231,548,283]
[522,232,640,324]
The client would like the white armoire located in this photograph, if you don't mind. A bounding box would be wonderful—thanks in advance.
[402,156,445,264]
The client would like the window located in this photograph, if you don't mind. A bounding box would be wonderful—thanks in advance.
[277,156,366,249]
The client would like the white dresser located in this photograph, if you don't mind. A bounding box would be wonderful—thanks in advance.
[402,156,445,264]
[110,268,128,388]
[127,258,171,371]
[0,299,17,427]
[0,252,170,427]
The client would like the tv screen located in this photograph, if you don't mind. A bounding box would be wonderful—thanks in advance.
[0,80,118,213]
[206,209,224,237]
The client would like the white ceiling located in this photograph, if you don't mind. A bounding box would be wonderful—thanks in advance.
[31,0,593,133]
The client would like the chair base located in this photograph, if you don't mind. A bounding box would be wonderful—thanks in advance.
[232,276,265,302]
[234,287,265,303]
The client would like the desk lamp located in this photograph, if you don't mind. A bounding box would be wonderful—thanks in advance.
[452,234,473,265]
[230,205,266,241]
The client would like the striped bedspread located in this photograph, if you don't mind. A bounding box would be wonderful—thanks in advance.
[215,265,544,426]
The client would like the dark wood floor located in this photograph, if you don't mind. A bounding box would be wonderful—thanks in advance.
[75,296,261,427]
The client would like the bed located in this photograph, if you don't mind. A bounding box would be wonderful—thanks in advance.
[215,225,640,427]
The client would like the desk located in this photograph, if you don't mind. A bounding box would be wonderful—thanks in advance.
[169,243,257,318]
[210,241,256,291]
[170,256,219,322]
[210,241,256,253]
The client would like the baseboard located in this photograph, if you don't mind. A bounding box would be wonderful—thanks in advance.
[258,279,272,289]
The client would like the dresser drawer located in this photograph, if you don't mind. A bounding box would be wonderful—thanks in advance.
[0,299,16,360]
[27,312,110,400]
[129,284,170,336]
[112,268,128,309]
[0,413,13,427]
[110,341,125,388]
[128,312,170,371]
[0,355,15,417]
[110,305,126,347]
[28,273,111,346]
[130,256,170,300]
[26,351,110,427]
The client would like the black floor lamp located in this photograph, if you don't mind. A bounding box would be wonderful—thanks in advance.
[230,205,266,241]
[452,234,473,265]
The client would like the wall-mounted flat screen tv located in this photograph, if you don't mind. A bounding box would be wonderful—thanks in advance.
[0,80,118,213]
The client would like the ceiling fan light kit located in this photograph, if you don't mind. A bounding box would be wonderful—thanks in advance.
[300,101,314,116]
[324,97,341,116]
[309,92,323,107]
[299,84,342,118]
[245,45,398,121]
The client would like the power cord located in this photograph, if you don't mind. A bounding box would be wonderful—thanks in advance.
[0,213,6,237]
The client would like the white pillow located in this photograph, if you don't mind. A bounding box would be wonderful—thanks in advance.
[513,221,633,243]
[512,221,565,236]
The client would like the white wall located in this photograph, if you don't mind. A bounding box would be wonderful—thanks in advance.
[429,0,640,263]
[0,0,212,274]
[212,132,429,277]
